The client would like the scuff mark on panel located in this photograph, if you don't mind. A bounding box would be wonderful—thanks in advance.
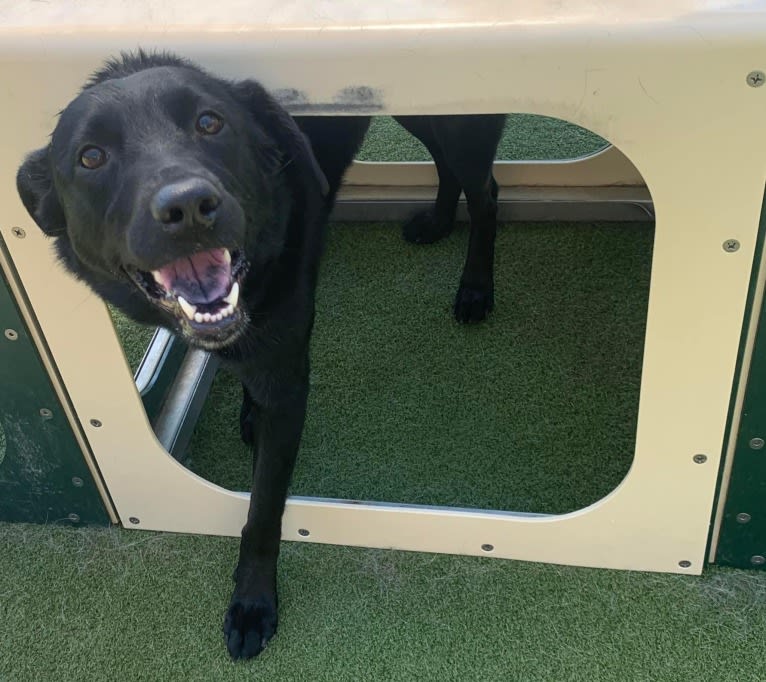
[273,86,384,114]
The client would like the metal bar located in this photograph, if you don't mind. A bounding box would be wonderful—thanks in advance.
[151,349,219,461]
[134,328,189,422]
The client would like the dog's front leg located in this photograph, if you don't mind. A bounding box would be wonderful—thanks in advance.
[223,380,308,661]
[238,383,259,447]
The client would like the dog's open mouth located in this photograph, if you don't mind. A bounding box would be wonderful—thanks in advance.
[127,247,248,338]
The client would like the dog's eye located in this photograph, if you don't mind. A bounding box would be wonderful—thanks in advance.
[196,112,224,135]
[80,146,107,170]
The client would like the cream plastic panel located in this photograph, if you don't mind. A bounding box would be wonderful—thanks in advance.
[1,0,765,574]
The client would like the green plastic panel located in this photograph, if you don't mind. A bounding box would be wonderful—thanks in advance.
[0,252,110,526]
[716,188,766,569]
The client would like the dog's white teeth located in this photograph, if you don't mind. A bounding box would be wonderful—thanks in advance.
[151,270,164,285]
[177,296,197,321]
[220,304,234,319]
[188,301,235,325]
[223,281,239,308]
[223,249,231,266]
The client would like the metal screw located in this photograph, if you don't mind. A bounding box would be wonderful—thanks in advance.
[39,408,53,420]
[298,528,310,537]
[89,419,102,428]
[128,517,140,525]
[692,454,707,464]
[11,227,26,239]
[3,329,18,341]
[678,560,692,568]
[747,70,765,88]
[71,477,84,488]
[750,555,766,566]
[67,513,80,523]
[749,437,764,450]
[723,239,740,253]
[736,513,752,524]
[481,544,494,552]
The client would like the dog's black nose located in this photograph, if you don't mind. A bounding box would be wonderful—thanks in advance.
[151,178,221,232]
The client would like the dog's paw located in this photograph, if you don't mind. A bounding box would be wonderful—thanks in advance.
[402,210,453,245]
[223,596,278,661]
[453,284,494,323]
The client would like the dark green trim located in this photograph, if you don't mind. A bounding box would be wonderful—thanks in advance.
[715,186,766,569]
[0,243,110,526]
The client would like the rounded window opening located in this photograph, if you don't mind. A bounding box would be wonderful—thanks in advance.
[111,113,653,516]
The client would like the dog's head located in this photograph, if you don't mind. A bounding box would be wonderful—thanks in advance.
[17,51,326,351]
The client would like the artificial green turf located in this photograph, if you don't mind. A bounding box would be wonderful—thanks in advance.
[358,115,607,162]
[3,523,766,682]
[8,114,758,681]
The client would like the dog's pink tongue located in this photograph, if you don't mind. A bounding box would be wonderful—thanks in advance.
[156,249,231,303]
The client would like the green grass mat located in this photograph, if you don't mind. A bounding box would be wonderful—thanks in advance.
[358,115,607,162]
[3,524,765,682]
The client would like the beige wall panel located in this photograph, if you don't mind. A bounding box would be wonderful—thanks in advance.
[1,1,765,574]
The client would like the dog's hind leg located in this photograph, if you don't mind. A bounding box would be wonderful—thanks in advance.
[429,114,506,323]
[394,116,463,244]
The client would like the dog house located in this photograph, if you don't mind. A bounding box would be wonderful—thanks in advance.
[1,0,765,574]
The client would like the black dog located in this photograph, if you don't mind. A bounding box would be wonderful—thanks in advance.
[17,50,503,661]
[393,115,506,323]
[16,51,368,660]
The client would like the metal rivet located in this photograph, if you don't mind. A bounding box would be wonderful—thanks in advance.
[749,437,764,450]
[71,477,84,488]
[67,513,80,523]
[298,528,310,537]
[39,408,53,420]
[11,227,26,239]
[3,329,18,341]
[692,454,708,464]
[678,560,692,568]
[736,513,752,524]
[723,239,740,253]
[89,419,102,428]
[746,70,765,87]
[481,544,494,552]
[129,517,140,525]
[750,555,765,566]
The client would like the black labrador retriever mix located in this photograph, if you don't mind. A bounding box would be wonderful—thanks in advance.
[17,51,366,660]
[16,51,503,660]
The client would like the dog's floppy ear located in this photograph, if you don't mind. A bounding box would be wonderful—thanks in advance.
[300,132,329,198]
[231,80,329,198]
[16,147,67,236]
